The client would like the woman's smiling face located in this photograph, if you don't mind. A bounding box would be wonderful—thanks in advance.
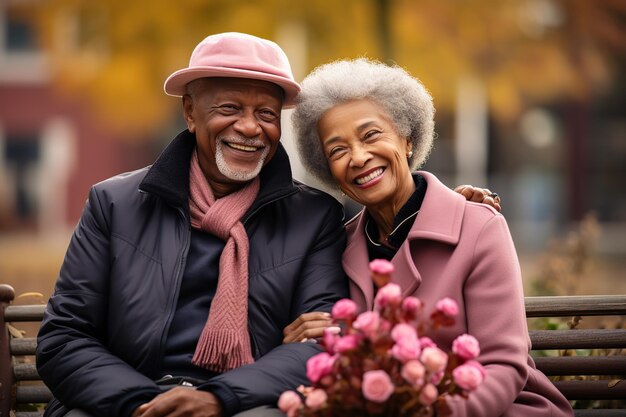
[317,99,414,209]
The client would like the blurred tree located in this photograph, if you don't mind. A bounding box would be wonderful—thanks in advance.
[388,0,626,120]
[29,0,625,139]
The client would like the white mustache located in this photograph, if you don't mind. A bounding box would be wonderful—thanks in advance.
[218,136,265,148]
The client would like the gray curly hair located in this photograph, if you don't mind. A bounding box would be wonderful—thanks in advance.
[292,58,435,189]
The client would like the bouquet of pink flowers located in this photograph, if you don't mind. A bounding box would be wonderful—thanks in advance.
[279,259,486,417]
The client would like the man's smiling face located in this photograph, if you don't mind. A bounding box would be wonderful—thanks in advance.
[184,77,283,197]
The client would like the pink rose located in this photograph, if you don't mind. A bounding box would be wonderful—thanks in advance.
[430,370,444,385]
[305,388,328,410]
[353,311,380,337]
[369,259,395,274]
[391,323,418,343]
[334,334,360,353]
[419,383,438,406]
[370,259,395,288]
[435,297,459,317]
[420,346,448,374]
[391,337,421,363]
[379,319,392,334]
[419,336,436,349]
[401,296,423,319]
[374,283,402,308]
[362,370,395,403]
[452,334,481,360]
[453,360,486,391]
[401,359,425,387]
[306,352,336,384]
[278,390,302,416]
[331,299,358,320]
[323,327,339,353]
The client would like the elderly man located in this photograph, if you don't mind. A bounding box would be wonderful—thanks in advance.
[36,32,349,417]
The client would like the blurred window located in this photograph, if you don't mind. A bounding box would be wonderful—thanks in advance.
[2,135,41,229]
[4,3,38,53]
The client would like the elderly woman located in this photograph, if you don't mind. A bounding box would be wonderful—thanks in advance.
[284,58,573,417]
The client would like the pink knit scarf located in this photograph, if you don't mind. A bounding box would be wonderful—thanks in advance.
[188,150,259,372]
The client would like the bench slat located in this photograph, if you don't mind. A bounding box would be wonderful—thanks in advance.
[530,329,626,350]
[574,411,626,417]
[534,356,626,376]
[553,380,626,400]
[525,295,626,317]
[14,363,40,380]
[15,413,45,417]
[15,384,53,403]
[10,337,37,355]
[4,305,46,322]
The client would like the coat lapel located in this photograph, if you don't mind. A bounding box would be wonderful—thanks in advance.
[407,171,465,245]
[343,210,375,311]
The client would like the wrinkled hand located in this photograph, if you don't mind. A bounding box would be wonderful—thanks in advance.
[132,387,222,417]
[454,185,502,212]
[283,311,339,344]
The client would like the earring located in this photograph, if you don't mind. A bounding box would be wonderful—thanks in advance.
[407,151,413,158]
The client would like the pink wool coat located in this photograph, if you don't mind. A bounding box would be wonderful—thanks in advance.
[343,171,573,417]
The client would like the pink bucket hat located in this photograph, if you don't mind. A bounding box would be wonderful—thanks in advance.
[164,32,301,107]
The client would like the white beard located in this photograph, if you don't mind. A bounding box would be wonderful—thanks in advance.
[214,138,270,182]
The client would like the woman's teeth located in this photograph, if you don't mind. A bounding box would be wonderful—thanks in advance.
[355,168,384,185]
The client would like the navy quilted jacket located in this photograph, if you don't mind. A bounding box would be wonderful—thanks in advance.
[36,130,349,417]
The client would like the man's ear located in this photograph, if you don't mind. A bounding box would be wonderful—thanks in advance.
[182,94,196,133]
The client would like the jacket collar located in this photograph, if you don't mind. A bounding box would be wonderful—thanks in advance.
[139,130,194,208]
[343,171,466,310]
[139,129,295,211]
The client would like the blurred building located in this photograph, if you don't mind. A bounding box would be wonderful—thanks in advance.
[0,1,154,295]
[0,1,152,235]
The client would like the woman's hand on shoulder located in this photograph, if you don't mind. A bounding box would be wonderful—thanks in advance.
[283,311,338,344]
[454,185,502,212]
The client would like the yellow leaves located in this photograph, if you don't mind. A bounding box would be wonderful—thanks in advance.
[486,76,522,123]
[7,323,25,338]
[16,292,44,301]
[89,54,173,137]
[26,0,625,134]
[608,379,623,389]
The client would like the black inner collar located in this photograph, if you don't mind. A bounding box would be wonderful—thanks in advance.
[365,173,427,260]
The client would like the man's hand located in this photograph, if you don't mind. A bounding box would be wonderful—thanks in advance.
[132,387,222,417]
[283,312,339,344]
[454,185,502,212]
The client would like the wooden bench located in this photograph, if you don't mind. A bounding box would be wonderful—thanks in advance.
[1,284,625,416]
[525,295,626,417]
[1,284,50,417]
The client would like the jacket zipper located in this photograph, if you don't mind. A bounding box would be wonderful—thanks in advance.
[243,188,298,358]
[154,189,298,363]
[158,206,191,365]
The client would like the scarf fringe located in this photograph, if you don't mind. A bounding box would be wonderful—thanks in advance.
[192,329,255,372]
